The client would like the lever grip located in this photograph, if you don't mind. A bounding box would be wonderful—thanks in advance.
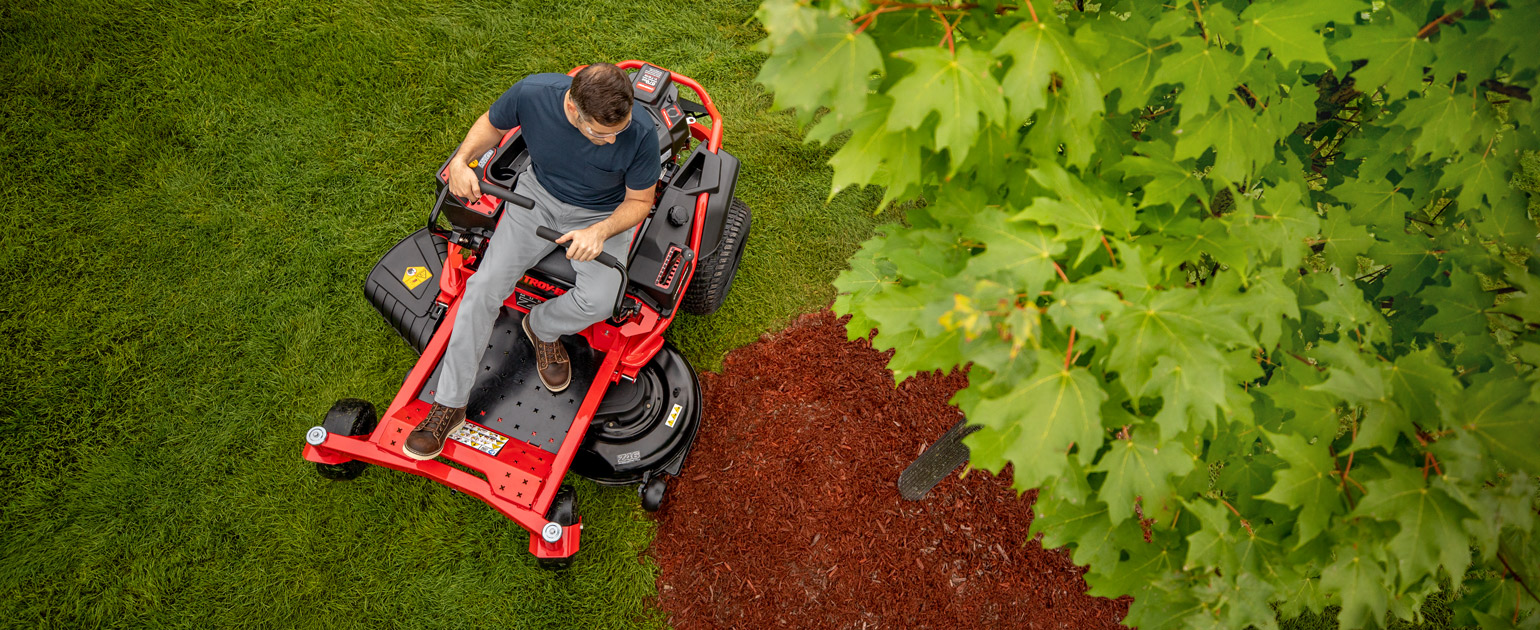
[535,226,623,272]
[466,181,536,210]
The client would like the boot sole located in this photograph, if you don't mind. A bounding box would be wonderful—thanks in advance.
[401,418,465,461]
[522,316,571,393]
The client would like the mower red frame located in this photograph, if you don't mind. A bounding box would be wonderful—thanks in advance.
[302,61,724,560]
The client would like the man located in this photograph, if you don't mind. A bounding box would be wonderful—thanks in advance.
[403,63,660,461]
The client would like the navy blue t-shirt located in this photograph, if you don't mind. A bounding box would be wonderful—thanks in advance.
[487,73,660,211]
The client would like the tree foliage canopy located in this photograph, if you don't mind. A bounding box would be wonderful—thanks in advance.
[756,0,1540,627]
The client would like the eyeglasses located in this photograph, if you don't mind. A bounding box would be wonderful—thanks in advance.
[581,115,630,140]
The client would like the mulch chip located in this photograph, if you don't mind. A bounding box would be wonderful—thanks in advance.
[650,309,1129,629]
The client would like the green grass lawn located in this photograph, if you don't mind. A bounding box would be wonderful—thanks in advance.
[0,1,885,627]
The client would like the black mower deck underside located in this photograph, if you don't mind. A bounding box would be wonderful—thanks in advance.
[417,308,597,454]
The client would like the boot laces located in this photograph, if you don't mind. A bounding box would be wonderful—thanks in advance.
[422,405,451,434]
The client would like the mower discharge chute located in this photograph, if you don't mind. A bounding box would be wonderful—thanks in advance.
[301,61,750,568]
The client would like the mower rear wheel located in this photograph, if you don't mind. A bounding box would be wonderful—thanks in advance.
[537,485,578,571]
[681,197,751,315]
[315,398,377,481]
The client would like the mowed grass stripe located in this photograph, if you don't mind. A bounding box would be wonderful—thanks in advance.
[0,1,885,627]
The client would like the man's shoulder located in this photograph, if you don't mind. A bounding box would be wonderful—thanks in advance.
[516,73,573,92]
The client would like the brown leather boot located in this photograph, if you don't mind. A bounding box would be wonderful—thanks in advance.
[522,315,571,393]
[402,403,466,461]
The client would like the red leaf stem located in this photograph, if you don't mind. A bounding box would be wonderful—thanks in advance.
[1064,327,1077,370]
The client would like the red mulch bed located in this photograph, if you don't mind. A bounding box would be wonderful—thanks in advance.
[650,310,1130,629]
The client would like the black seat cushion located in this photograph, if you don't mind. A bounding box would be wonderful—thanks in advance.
[530,248,578,288]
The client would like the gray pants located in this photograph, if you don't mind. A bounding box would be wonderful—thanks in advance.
[435,171,630,408]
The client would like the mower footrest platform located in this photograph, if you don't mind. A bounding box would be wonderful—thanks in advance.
[897,419,979,501]
[417,308,597,455]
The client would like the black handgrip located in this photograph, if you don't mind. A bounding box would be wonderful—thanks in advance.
[534,226,630,319]
[535,226,624,272]
[468,182,536,210]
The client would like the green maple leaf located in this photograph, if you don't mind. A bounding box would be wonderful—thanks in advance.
[1331,7,1434,98]
[1309,339,1388,404]
[1217,446,1283,514]
[1031,494,1150,571]
[1152,37,1243,122]
[1112,151,1207,211]
[877,326,966,382]
[860,281,940,337]
[1318,210,1376,273]
[1442,370,1540,476]
[1319,546,1390,629]
[1393,91,1484,161]
[1045,283,1124,342]
[1246,181,1322,271]
[1173,100,1276,183]
[1086,10,1175,110]
[1428,22,1502,86]
[832,246,894,336]
[1145,353,1231,440]
[879,227,966,285]
[1386,347,1457,424]
[1475,196,1540,248]
[1332,177,1413,232]
[962,349,1108,489]
[824,100,925,202]
[1486,3,1540,78]
[755,11,882,125]
[1435,137,1518,210]
[1366,231,1442,296]
[1304,273,1389,344]
[961,209,1064,296]
[1085,535,1183,599]
[1184,498,1243,574]
[885,45,1005,170]
[1104,288,1235,402]
[1021,164,1136,263]
[1232,267,1300,349]
[991,20,1103,128]
[1151,217,1249,275]
[1236,0,1361,68]
[1093,430,1197,524]
[1348,399,1409,454]
[1349,456,1475,585]
[1257,430,1344,547]
[1419,272,1493,338]
[1268,77,1320,136]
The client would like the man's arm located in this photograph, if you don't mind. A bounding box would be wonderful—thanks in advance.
[445,112,509,200]
[555,185,654,262]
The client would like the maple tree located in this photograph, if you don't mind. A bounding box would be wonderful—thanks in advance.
[755,0,1540,628]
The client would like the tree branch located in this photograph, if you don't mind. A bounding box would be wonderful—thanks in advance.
[1416,7,1466,39]
[1482,79,1533,102]
[1498,551,1540,606]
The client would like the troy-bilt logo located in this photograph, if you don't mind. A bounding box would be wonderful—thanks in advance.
[635,67,663,93]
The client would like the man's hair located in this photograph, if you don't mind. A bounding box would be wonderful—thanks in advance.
[569,63,634,126]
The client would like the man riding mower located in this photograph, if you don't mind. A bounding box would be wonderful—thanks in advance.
[301,61,751,568]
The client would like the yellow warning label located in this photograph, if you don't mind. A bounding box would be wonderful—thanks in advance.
[401,266,432,290]
[665,404,683,428]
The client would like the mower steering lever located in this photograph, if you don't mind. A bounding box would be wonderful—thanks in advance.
[465,181,536,211]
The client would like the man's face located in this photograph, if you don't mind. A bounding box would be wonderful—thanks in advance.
[566,98,629,146]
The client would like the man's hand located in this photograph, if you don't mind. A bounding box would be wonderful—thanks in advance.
[555,226,607,262]
[447,161,482,202]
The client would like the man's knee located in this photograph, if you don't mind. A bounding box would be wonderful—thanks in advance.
[571,275,622,319]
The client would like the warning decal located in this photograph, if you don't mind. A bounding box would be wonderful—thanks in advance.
[401,266,432,290]
[665,403,683,428]
[449,422,509,457]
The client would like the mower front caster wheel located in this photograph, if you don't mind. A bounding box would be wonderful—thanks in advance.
[315,398,377,481]
[537,485,578,571]
[639,476,667,512]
